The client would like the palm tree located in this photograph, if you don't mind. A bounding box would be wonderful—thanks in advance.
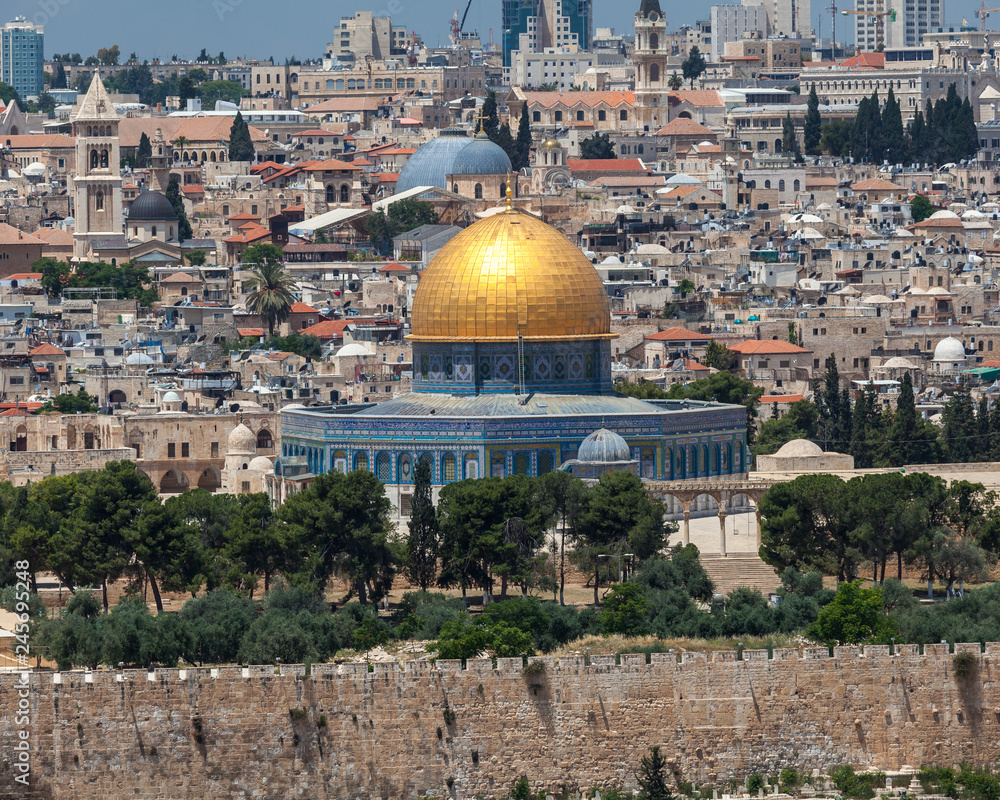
[173,135,188,163]
[667,73,683,91]
[244,260,295,337]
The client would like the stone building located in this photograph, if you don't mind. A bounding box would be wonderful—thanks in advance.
[755,437,855,472]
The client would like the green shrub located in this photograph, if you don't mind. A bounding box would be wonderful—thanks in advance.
[953,651,977,681]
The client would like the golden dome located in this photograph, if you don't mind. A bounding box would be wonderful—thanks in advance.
[409,208,613,342]
[542,138,561,149]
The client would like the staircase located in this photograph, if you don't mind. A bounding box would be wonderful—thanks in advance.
[699,554,781,596]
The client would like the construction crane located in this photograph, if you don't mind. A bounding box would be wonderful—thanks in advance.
[842,0,896,52]
[975,0,1000,30]
[825,1,838,57]
[449,0,475,45]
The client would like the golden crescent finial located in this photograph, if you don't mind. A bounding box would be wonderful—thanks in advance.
[506,169,513,209]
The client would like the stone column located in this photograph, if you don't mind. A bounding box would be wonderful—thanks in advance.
[682,502,691,546]
[755,507,763,550]
[718,508,728,557]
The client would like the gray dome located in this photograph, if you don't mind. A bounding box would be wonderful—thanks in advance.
[396,128,472,192]
[129,190,178,221]
[449,133,512,176]
[577,429,632,463]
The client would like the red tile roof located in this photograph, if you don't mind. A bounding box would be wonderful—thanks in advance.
[517,90,635,108]
[5,272,42,280]
[301,319,351,339]
[654,118,717,137]
[760,394,807,403]
[29,343,64,356]
[290,302,318,313]
[839,52,885,68]
[645,327,712,342]
[380,262,411,272]
[238,328,265,337]
[567,158,647,173]
[730,340,810,354]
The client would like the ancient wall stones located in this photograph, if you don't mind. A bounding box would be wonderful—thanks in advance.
[1,645,997,800]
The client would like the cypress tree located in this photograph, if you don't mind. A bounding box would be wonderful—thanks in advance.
[514,101,532,170]
[889,371,917,466]
[165,174,193,241]
[228,111,254,162]
[137,132,153,168]
[908,109,925,159]
[782,112,797,158]
[882,88,905,164]
[480,89,499,139]
[804,85,822,155]
[942,380,977,463]
[404,458,439,591]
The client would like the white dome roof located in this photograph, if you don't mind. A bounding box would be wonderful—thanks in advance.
[23,162,46,176]
[248,456,274,471]
[863,294,893,304]
[926,286,951,296]
[335,343,371,357]
[126,352,155,365]
[162,391,181,403]
[666,173,701,185]
[228,423,256,455]
[774,438,824,458]
[881,356,917,369]
[929,209,961,220]
[933,336,966,362]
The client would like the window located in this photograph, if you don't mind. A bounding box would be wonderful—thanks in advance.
[182,443,190,458]
[554,110,563,122]
[474,183,483,199]
[211,442,219,457]
[168,443,176,458]
[598,110,606,121]
[532,111,541,122]
[619,110,628,121]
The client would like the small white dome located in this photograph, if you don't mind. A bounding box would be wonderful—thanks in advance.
[774,439,824,458]
[227,423,256,455]
[162,391,181,403]
[23,162,46,177]
[335,343,371,357]
[929,209,961,220]
[248,455,274,471]
[933,336,966,362]
[881,356,917,369]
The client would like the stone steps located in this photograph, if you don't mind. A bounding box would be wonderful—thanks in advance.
[699,553,781,596]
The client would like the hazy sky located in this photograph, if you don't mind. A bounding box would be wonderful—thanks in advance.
[24,0,989,59]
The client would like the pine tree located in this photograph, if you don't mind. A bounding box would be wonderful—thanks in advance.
[804,85,822,155]
[881,88,906,165]
[405,458,439,591]
[228,111,254,162]
[514,101,532,171]
[165,174,193,241]
[636,746,673,800]
[137,132,152,168]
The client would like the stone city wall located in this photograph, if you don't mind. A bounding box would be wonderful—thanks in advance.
[1,643,997,800]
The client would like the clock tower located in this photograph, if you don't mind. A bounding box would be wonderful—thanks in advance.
[633,0,669,132]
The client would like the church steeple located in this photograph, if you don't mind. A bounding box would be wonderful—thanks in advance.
[638,0,661,18]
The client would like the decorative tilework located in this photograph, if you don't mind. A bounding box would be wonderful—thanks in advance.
[568,354,584,381]
[533,354,552,381]
[429,354,444,381]
[455,355,473,382]
[495,354,515,382]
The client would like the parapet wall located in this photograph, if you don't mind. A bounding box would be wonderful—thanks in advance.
[2,643,998,800]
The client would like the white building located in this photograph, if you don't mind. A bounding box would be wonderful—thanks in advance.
[854,0,945,49]
[710,5,770,62]
[510,48,626,90]
[742,0,810,38]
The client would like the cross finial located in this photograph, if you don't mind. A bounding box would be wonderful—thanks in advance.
[475,104,487,134]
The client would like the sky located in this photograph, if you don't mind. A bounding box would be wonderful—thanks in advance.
[25,0,993,60]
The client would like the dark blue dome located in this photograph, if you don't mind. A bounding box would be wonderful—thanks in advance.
[450,133,512,176]
[396,128,472,192]
[129,190,177,221]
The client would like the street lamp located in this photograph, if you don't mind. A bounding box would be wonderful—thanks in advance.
[598,553,634,582]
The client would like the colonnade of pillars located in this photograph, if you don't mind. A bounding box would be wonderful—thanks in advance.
[679,502,763,557]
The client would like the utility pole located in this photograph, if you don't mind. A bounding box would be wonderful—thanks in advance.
[826,1,838,57]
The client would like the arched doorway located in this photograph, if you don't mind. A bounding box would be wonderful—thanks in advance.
[109,389,127,404]
[198,468,221,492]
[160,469,189,493]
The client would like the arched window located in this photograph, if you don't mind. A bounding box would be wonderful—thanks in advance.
[491,451,506,478]
[326,185,335,203]
[95,191,104,211]
[764,180,771,189]
[354,451,369,472]
[90,149,99,169]
[793,179,800,192]
[442,453,456,482]
[376,452,391,481]
[398,453,412,482]
[514,452,530,476]
[151,226,157,237]
[779,179,785,192]
[538,451,554,474]
[474,183,483,199]
[210,151,217,162]
[649,32,659,50]
[464,453,479,479]
[650,63,660,83]
[339,184,349,203]
[100,149,109,168]
[641,448,655,478]
[256,429,272,448]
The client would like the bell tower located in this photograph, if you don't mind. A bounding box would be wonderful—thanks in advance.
[72,72,123,259]
[633,0,668,132]
[149,127,171,192]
